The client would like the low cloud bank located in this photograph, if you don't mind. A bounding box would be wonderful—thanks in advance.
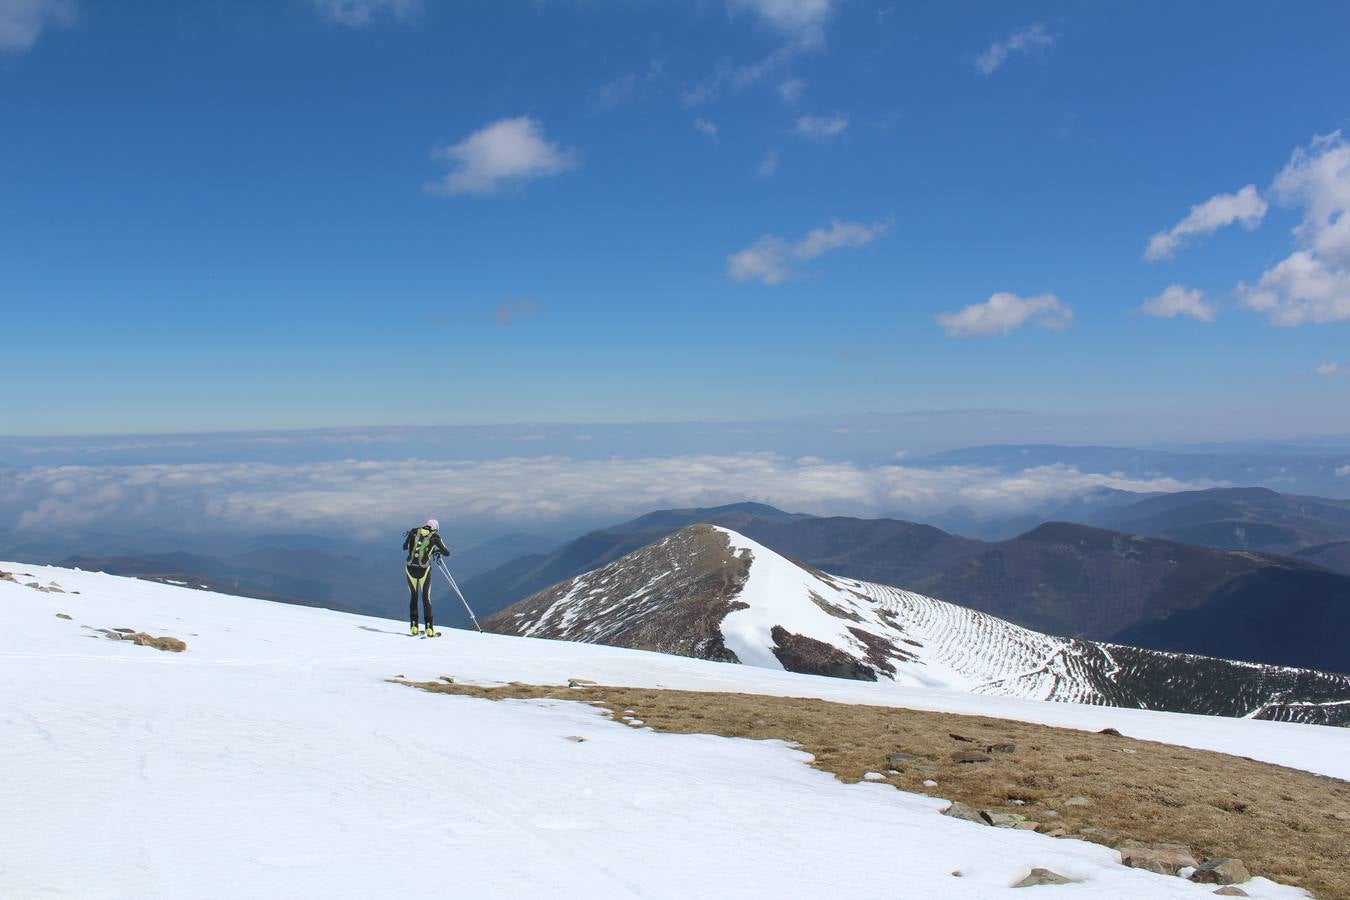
[3,454,1212,538]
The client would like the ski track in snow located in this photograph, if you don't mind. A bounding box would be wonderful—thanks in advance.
[2,562,1344,898]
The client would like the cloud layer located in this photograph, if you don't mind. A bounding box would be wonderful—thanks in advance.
[936,292,1073,338]
[4,454,1213,537]
[728,218,888,284]
[426,117,576,196]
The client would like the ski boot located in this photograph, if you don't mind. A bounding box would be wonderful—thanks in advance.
[410,623,422,636]
[425,625,440,638]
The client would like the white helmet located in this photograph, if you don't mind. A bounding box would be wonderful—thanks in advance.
[426,518,439,530]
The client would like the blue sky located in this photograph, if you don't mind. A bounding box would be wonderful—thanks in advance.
[3,0,1350,438]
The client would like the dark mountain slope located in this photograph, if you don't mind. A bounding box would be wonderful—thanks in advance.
[1113,566,1350,674]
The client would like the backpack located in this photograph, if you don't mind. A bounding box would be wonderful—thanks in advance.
[404,526,437,567]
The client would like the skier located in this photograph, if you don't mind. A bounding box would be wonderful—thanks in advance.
[403,518,452,637]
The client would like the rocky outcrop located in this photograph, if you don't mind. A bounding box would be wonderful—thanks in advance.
[1192,858,1250,886]
[1012,868,1074,887]
[1118,840,1199,876]
[770,626,876,680]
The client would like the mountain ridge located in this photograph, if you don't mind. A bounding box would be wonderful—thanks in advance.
[486,525,1350,725]
[467,502,1350,672]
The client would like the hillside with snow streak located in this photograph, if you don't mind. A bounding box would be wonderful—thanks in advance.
[489,526,1350,724]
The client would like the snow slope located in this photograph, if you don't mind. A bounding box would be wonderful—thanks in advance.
[3,562,1346,898]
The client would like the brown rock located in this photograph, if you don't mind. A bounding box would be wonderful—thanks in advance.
[887,752,921,767]
[941,801,988,825]
[984,811,1027,828]
[951,751,992,764]
[1013,868,1074,888]
[0,571,16,582]
[988,742,1016,753]
[1098,727,1123,736]
[567,678,597,688]
[1212,889,1249,897]
[948,732,976,742]
[1118,841,1199,876]
[1192,858,1249,886]
[1075,827,1119,846]
[99,629,187,653]
[55,613,73,620]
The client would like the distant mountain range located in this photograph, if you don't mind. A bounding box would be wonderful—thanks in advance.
[57,530,558,621]
[485,525,1350,725]
[465,500,1350,673]
[1081,487,1350,570]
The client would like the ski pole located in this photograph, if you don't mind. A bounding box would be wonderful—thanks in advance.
[436,556,483,634]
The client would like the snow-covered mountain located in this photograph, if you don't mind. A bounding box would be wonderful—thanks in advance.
[487,526,1350,725]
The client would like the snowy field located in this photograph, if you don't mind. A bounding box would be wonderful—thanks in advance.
[3,563,1346,899]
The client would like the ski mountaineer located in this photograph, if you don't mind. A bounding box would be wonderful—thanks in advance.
[403,519,452,637]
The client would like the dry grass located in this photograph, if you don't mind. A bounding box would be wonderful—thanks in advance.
[397,678,1350,898]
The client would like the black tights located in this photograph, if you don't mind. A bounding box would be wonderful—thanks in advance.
[407,564,433,627]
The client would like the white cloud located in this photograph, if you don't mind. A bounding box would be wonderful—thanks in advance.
[1274,131,1350,267]
[728,218,889,285]
[1145,184,1267,261]
[795,113,848,139]
[727,0,836,48]
[1337,464,1350,478]
[1139,284,1216,322]
[756,149,781,178]
[5,456,1215,537]
[426,117,576,196]
[1239,132,1350,326]
[795,220,886,258]
[936,292,1073,338]
[1316,362,1344,377]
[693,118,719,142]
[778,78,806,104]
[974,23,1055,75]
[310,0,421,27]
[0,0,76,52]
[1240,251,1350,325]
[683,1,835,105]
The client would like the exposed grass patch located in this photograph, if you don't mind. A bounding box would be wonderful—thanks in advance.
[396,678,1350,898]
